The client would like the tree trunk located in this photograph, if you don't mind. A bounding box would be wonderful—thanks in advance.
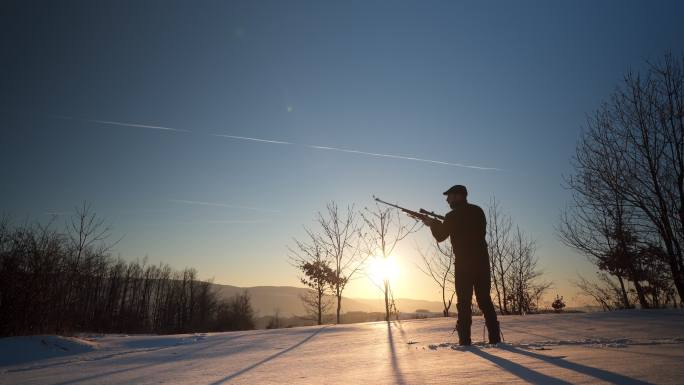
[669,260,684,306]
[499,259,509,314]
[384,280,390,322]
[616,274,631,309]
[317,289,322,325]
[628,268,650,309]
[659,232,684,304]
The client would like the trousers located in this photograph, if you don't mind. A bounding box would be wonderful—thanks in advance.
[454,261,499,342]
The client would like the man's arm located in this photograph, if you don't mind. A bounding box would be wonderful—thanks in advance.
[424,216,451,243]
[477,206,487,238]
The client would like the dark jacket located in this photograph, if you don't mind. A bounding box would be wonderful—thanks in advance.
[430,201,489,268]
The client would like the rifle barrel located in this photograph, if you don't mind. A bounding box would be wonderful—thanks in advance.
[373,197,403,210]
[373,196,444,221]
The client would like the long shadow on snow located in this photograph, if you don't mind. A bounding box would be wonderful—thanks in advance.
[24,326,357,385]
[6,330,269,374]
[208,325,332,384]
[41,325,356,383]
[48,330,277,385]
[498,344,655,385]
[386,322,407,385]
[51,326,354,385]
[467,347,573,385]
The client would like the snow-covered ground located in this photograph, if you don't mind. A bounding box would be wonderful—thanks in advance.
[1,310,682,384]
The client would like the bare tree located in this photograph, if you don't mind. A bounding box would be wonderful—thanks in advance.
[558,190,638,308]
[416,242,455,316]
[560,53,684,305]
[574,273,630,311]
[216,291,255,331]
[288,225,336,325]
[506,227,551,314]
[315,202,365,324]
[266,308,283,329]
[486,197,514,314]
[67,201,113,263]
[361,202,419,321]
[639,244,678,307]
[61,202,117,330]
[486,198,549,314]
[299,251,335,325]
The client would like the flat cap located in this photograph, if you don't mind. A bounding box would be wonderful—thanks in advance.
[443,184,468,196]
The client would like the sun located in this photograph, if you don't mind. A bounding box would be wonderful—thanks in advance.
[369,255,399,285]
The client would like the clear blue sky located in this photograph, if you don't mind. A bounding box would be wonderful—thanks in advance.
[2,1,683,304]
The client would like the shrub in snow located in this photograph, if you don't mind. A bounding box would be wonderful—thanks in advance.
[552,295,566,313]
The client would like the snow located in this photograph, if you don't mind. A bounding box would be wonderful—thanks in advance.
[1,310,682,384]
[0,335,97,367]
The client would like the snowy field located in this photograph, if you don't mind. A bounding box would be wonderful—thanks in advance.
[1,309,683,384]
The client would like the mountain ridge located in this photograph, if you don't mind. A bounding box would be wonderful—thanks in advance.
[211,283,445,316]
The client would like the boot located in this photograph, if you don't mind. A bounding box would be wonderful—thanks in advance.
[456,321,471,346]
[486,320,501,344]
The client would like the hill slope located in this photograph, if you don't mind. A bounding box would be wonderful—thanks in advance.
[211,283,445,316]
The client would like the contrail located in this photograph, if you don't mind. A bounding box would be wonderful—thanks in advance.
[44,211,71,216]
[54,115,190,132]
[212,134,292,145]
[169,199,280,213]
[206,219,271,224]
[306,145,501,171]
[148,219,269,226]
[54,115,500,170]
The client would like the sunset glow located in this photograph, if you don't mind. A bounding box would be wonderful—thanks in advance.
[368,255,399,286]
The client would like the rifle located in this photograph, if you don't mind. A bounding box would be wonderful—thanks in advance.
[373,196,445,222]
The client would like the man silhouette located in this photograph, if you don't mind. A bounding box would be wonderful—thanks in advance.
[422,185,501,345]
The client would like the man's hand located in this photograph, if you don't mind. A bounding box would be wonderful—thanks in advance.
[421,217,441,227]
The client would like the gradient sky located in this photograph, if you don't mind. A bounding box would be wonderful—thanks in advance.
[2,1,684,307]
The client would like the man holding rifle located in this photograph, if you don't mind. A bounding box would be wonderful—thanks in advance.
[422,185,501,346]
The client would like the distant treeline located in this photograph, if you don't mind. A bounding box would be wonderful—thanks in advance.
[258,310,448,330]
[0,205,254,337]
